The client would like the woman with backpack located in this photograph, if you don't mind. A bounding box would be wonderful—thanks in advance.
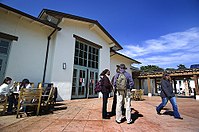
[100,69,113,119]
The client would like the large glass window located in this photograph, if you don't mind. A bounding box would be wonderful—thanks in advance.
[74,40,99,69]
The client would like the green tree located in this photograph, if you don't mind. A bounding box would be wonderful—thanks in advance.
[165,68,176,71]
[177,64,187,70]
[140,65,164,73]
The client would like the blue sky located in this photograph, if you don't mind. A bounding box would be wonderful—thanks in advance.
[1,0,199,69]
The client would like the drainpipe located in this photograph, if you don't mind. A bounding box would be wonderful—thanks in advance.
[42,29,57,83]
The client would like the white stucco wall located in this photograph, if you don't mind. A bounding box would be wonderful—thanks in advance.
[0,9,54,86]
[51,19,111,100]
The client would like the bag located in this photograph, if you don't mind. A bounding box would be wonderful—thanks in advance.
[94,80,102,92]
[116,73,127,95]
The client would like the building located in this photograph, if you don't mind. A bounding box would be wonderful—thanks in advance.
[0,3,140,100]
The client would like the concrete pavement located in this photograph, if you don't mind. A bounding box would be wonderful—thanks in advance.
[0,96,199,132]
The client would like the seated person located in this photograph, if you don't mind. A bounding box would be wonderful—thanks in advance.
[18,79,32,91]
[18,79,32,116]
[0,77,17,114]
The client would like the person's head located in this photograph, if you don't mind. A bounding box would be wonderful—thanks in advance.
[119,64,127,73]
[3,77,12,85]
[21,79,30,87]
[162,73,170,80]
[100,69,110,76]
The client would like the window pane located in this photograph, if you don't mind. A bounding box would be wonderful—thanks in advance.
[84,51,87,58]
[88,60,91,67]
[84,59,87,66]
[75,41,79,48]
[92,54,95,61]
[85,45,88,52]
[79,58,83,66]
[88,53,91,59]
[89,47,91,52]
[80,50,83,57]
[96,55,98,61]
[80,43,83,50]
[75,49,79,56]
[74,40,99,69]
[74,57,78,64]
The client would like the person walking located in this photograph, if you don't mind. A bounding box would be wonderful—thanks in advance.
[100,69,113,119]
[113,64,134,124]
[156,73,183,120]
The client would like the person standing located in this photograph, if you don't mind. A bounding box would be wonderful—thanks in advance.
[111,65,125,116]
[100,69,113,119]
[156,73,183,120]
[113,64,134,124]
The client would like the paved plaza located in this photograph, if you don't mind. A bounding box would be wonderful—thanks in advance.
[0,96,199,132]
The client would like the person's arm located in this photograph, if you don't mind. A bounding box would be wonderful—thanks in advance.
[113,73,119,88]
[125,72,134,89]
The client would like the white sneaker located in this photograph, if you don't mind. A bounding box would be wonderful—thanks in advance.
[127,119,133,124]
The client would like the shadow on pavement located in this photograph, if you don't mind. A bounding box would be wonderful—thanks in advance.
[162,110,174,116]
[131,108,143,123]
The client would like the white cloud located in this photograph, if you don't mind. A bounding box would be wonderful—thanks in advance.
[120,27,199,69]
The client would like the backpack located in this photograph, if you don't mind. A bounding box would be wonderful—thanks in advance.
[116,73,127,95]
[94,80,102,92]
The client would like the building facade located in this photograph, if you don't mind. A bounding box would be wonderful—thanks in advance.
[0,4,140,100]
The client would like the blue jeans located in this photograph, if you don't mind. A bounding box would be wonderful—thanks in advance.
[156,97,181,118]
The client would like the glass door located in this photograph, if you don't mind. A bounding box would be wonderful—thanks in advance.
[87,69,98,98]
[72,67,87,99]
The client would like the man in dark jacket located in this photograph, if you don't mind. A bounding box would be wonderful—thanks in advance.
[156,73,183,120]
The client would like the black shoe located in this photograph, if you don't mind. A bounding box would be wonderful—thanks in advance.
[175,117,183,120]
[103,116,110,119]
[115,120,121,124]
[157,112,161,115]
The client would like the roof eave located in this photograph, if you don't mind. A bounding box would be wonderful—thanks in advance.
[38,9,122,50]
[0,3,61,31]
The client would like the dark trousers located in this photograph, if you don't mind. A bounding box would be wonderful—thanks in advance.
[7,94,17,113]
[111,91,117,115]
[102,92,109,118]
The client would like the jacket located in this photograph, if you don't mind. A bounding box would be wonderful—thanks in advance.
[101,75,113,93]
[160,79,175,98]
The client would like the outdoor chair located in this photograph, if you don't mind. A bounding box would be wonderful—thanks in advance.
[135,89,144,100]
[0,94,8,115]
[40,86,55,114]
[131,89,144,101]
[16,88,42,118]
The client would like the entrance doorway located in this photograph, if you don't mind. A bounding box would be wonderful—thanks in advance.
[72,66,98,99]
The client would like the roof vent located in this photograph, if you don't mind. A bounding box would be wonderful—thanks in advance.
[46,15,59,25]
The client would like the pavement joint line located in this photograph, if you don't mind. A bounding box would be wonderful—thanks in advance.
[62,105,85,131]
